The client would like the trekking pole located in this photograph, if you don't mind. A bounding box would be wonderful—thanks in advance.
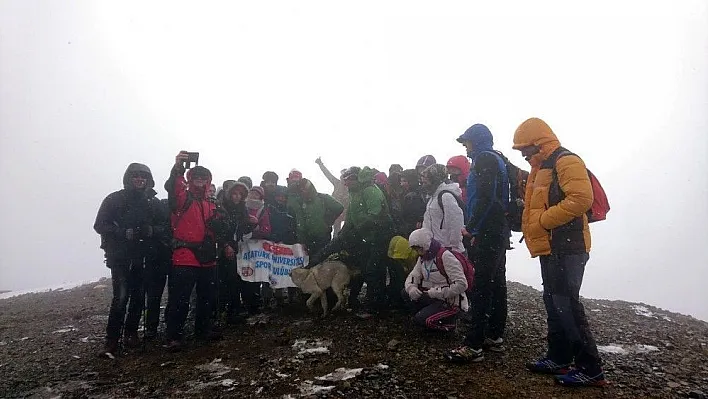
[141,256,148,353]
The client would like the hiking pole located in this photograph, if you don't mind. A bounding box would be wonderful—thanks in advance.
[141,256,148,353]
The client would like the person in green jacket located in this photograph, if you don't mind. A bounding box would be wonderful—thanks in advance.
[287,178,344,256]
[311,166,394,311]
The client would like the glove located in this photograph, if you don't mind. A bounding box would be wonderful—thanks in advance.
[125,228,135,241]
[408,287,423,301]
[426,287,441,299]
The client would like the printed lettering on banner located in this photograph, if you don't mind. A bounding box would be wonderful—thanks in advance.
[237,239,308,288]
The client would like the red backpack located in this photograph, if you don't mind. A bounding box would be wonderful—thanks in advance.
[435,247,475,292]
[545,147,610,223]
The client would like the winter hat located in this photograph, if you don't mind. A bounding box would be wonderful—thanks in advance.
[238,176,253,189]
[389,164,403,175]
[262,171,279,184]
[341,166,361,181]
[187,166,212,181]
[416,155,437,170]
[408,228,433,251]
[400,169,419,186]
[288,169,303,181]
[228,181,249,197]
[249,186,265,200]
[421,164,448,186]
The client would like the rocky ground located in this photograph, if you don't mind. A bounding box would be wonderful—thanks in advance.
[1,279,707,399]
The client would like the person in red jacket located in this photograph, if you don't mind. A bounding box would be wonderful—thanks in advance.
[164,151,220,350]
[446,155,471,203]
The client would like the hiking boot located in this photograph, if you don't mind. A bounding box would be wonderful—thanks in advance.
[99,338,119,358]
[555,368,608,387]
[124,333,141,348]
[483,337,505,352]
[444,346,484,363]
[526,357,572,375]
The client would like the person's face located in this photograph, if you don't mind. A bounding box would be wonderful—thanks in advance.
[275,193,287,205]
[263,180,277,189]
[247,191,262,201]
[192,175,208,188]
[447,166,462,182]
[206,184,216,198]
[519,145,541,162]
[343,175,357,188]
[230,188,245,204]
[400,178,410,191]
[461,140,475,154]
[129,171,149,190]
[413,246,425,256]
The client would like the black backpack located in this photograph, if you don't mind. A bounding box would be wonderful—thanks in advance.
[436,190,466,230]
[493,151,529,232]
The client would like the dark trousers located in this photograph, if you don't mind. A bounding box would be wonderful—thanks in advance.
[106,261,145,339]
[166,265,217,340]
[402,289,459,331]
[540,253,602,371]
[144,258,169,336]
[463,240,508,348]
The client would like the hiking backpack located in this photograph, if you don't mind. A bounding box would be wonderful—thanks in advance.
[436,190,467,229]
[493,151,529,232]
[544,147,610,223]
[435,247,475,292]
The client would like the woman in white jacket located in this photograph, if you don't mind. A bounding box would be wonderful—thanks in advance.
[420,164,465,253]
[404,228,468,332]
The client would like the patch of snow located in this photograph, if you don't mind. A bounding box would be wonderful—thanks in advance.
[591,309,602,312]
[375,363,389,370]
[662,316,672,322]
[53,326,78,334]
[316,367,364,382]
[298,381,335,396]
[292,339,332,356]
[0,341,6,346]
[19,337,29,341]
[255,386,264,394]
[221,379,235,387]
[195,358,232,378]
[0,280,94,300]
[634,344,659,353]
[276,373,290,378]
[632,305,658,318]
[598,345,628,355]
[80,337,91,343]
[598,343,660,355]
[247,314,270,326]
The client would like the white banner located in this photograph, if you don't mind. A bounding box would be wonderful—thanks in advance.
[237,239,309,288]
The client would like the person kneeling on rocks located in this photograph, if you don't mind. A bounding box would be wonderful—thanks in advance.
[402,228,468,332]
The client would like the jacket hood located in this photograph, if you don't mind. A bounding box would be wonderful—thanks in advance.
[421,164,449,194]
[185,166,212,197]
[298,178,319,199]
[446,155,470,174]
[433,181,463,198]
[123,163,154,190]
[512,117,561,159]
[459,124,494,157]
[408,228,442,261]
[358,167,376,185]
[388,236,416,260]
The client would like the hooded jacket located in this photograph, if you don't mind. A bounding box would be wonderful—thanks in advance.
[460,124,510,245]
[387,235,419,274]
[399,169,426,238]
[94,163,162,266]
[513,118,593,257]
[287,179,344,250]
[164,164,218,267]
[268,186,297,244]
[422,182,465,252]
[343,167,393,242]
[446,155,470,203]
[404,229,469,311]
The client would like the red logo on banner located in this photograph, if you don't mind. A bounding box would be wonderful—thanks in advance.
[241,267,254,277]
[262,241,294,256]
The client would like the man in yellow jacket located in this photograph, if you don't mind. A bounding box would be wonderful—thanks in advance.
[512,118,606,387]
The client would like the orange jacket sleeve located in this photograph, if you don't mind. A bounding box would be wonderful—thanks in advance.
[539,155,593,230]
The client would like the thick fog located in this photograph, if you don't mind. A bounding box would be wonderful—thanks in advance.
[1,1,707,320]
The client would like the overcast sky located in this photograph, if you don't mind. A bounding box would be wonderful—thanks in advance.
[1,1,707,320]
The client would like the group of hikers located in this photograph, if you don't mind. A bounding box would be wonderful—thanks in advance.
[94,117,610,387]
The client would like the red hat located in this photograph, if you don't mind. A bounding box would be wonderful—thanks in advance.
[288,169,303,181]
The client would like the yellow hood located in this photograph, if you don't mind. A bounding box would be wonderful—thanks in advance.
[512,117,562,160]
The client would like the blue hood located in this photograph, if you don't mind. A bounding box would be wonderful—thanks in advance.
[458,124,494,158]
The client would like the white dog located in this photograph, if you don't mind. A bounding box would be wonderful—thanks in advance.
[289,261,351,316]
